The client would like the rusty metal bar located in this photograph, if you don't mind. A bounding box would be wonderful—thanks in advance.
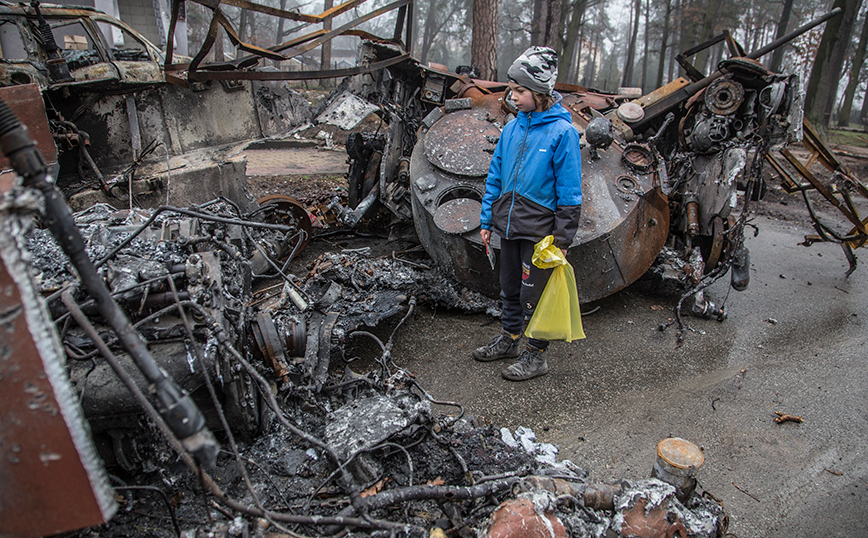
[164,0,182,69]
[392,4,407,44]
[765,152,807,193]
[803,119,858,177]
[212,8,285,61]
[766,113,868,251]
[187,6,221,73]
[724,29,746,57]
[840,185,862,223]
[675,31,739,81]
[779,147,866,230]
[271,28,328,54]
[167,29,393,76]
[178,53,409,82]
[406,0,413,48]
[189,0,319,24]
[275,0,410,62]
[169,0,410,80]
[190,0,370,24]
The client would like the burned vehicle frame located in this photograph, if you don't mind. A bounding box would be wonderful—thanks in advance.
[0,1,166,89]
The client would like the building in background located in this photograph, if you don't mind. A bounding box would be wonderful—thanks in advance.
[51,0,187,55]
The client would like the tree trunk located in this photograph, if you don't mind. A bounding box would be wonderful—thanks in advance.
[585,3,604,86]
[837,12,868,126]
[622,0,640,87]
[804,0,862,129]
[531,0,544,45]
[276,0,287,43]
[859,80,868,125]
[694,0,723,75]
[669,0,682,81]
[559,0,588,83]
[656,0,672,87]
[530,0,563,49]
[472,0,498,80]
[573,18,584,83]
[545,0,563,49]
[556,0,571,58]
[769,0,794,72]
[419,0,438,62]
[321,0,333,70]
[419,0,461,64]
[640,0,649,91]
[676,0,691,75]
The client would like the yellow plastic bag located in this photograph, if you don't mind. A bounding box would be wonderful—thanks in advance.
[525,236,586,342]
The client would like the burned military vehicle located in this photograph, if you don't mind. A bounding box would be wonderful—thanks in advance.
[332,8,862,322]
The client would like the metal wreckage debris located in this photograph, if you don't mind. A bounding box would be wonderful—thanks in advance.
[334,6,865,348]
[3,165,730,538]
[0,92,729,537]
[0,0,866,536]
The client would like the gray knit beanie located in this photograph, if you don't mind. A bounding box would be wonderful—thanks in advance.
[507,46,558,96]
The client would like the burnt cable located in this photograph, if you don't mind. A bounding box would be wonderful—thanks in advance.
[0,97,219,466]
[112,486,182,538]
[94,203,299,269]
[164,277,298,536]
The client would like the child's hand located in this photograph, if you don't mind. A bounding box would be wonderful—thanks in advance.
[561,248,567,258]
[481,229,491,250]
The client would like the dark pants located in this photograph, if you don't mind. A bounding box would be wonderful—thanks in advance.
[499,238,553,350]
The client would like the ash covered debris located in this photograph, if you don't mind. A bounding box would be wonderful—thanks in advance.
[22,194,505,443]
[303,248,501,320]
[17,192,728,537]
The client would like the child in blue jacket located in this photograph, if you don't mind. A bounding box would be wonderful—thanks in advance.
[474,46,583,381]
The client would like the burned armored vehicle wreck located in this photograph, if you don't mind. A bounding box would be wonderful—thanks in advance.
[344,45,790,310]
[331,9,864,330]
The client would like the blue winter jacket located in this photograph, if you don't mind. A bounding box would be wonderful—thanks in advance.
[480,95,583,249]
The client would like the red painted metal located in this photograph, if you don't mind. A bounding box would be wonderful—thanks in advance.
[0,225,116,536]
[0,84,56,172]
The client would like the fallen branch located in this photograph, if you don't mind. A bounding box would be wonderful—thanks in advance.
[732,482,760,502]
[774,411,804,424]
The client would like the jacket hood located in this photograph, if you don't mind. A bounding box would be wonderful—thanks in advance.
[516,91,572,126]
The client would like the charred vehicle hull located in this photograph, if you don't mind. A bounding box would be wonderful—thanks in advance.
[348,17,831,306]
[410,91,671,303]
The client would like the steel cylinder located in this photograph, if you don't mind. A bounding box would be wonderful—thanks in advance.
[685,199,700,236]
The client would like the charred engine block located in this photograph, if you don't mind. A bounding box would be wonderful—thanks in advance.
[27,201,320,469]
[653,59,801,295]
[681,61,799,156]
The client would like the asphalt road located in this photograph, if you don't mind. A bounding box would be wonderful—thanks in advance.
[390,211,868,537]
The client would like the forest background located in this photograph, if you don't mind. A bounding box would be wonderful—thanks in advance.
[180,0,868,131]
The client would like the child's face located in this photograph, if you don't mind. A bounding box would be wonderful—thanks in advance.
[508,82,539,113]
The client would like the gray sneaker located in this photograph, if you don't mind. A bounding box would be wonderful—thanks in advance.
[501,345,549,381]
[472,330,522,362]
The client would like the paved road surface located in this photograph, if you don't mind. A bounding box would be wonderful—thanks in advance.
[391,212,868,537]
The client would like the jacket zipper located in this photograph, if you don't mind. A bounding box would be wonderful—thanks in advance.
[506,112,532,239]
